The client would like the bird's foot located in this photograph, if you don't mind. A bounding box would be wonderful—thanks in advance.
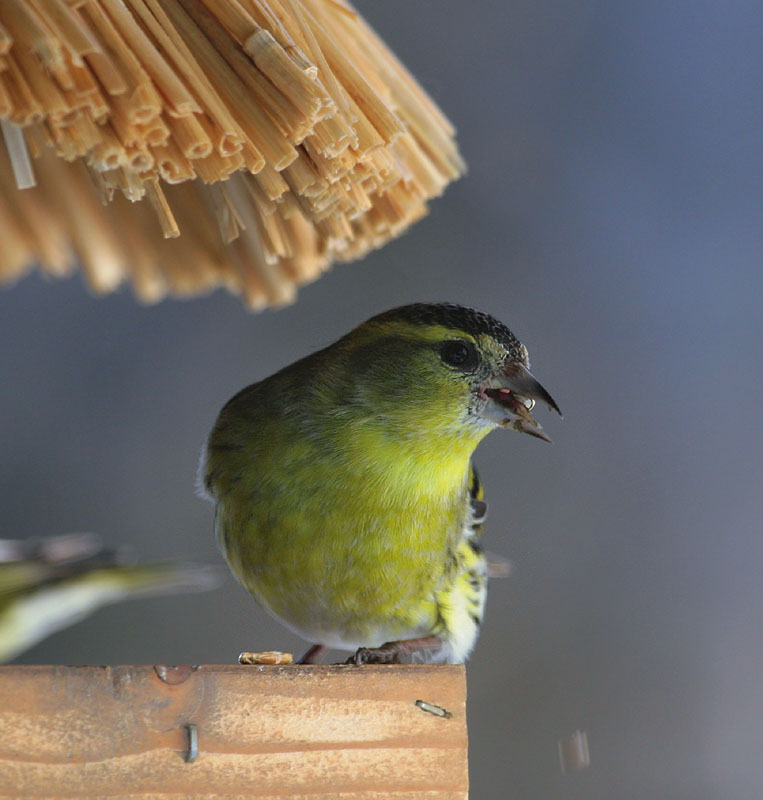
[346,636,443,665]
[297,644,327,664]
[347,643,401,665]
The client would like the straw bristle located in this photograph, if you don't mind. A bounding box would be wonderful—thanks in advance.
[0,0,464,308]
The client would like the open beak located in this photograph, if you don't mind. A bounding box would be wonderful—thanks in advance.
[481,363,562,442]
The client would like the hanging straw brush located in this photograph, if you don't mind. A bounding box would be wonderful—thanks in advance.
[0,0,464,308]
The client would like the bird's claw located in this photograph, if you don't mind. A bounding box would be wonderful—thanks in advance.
[347,644,402,665]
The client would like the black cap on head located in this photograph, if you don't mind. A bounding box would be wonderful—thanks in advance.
[368,303,527,363]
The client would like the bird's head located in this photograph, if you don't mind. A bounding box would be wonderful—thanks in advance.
[335,303,561,447]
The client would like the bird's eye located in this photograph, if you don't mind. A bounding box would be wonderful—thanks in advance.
[440,340,478,371]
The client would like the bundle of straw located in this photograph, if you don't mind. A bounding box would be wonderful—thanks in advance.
[0,0,464,308]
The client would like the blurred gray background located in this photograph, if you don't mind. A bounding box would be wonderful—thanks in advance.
[2,1,762,797]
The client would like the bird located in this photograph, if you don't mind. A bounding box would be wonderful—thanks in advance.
[201,303,561,664]
[0,532,222,662]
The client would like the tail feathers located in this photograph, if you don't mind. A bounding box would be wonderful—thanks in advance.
[0,533,127,596]
[0,536,225,662]
[485,552,512,578]
[0,533,224,597]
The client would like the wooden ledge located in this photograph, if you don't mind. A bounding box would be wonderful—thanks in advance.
[0,664,468,799]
